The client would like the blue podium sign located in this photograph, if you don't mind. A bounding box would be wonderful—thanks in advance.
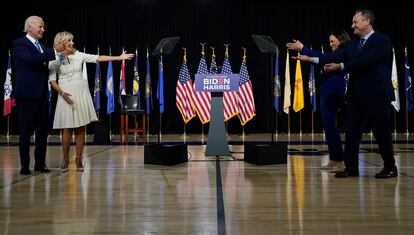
[195,73,240,157]
[195,74,239,92]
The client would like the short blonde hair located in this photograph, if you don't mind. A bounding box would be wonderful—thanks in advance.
[53,31,73,47]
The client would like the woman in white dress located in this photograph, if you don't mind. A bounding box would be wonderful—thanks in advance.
[49,31,134,172]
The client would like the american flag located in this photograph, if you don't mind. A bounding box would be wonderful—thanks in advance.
[192,55,211,124]
[237,56,255,125]
[176,54,196,123]
[210,54,218,74]
[222,52,239,121]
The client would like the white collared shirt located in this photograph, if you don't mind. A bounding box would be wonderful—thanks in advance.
[26,34,43,53]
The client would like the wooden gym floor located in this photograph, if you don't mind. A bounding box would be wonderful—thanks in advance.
[0,133,413,234]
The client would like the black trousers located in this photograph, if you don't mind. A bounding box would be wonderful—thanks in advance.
[344,99,396,170]
[17,98,49,169]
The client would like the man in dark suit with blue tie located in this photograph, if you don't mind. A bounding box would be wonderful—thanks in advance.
[12,15,64,175]
[287,9,397,178]
[320,9,397,178]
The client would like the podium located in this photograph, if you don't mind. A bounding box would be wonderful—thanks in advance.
[195,74,239,156]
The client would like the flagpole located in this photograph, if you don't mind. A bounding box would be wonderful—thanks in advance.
[394,110,397,136]
[109,46,112,142]
[406,48,409,135]
[183,124,186,143]
[83,46,88,144]
[274,47,280,140]
[405,47,410,136]
[275,113,278,140]
[6,116,10,142]
[288,112,291,136]
[159,113,162,143]
[311,112,314,134]
[242,127,245,144]
[299,111,302,137]
[310,46,315,134]
[109,115,112,142]
[158,48,163,144]
[147,116,150,142]
[406,101,409,135]
[270,51,275,142]
[201,124,204,144]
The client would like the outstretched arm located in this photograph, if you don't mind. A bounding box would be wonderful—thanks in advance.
[286,39,304,51]
[97,51,134,62]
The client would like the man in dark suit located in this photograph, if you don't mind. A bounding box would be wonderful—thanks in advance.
[287,9,397,178]
[319,9,397,178]
[12,15,64,175]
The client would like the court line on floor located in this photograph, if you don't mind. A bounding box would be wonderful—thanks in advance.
[216,159,227,235]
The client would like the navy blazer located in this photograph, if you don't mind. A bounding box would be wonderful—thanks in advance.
[301,47,347,97]
[11,36,56,100]
[315,32,394,106]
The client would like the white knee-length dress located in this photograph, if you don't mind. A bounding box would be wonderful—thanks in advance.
[49,51,99,129]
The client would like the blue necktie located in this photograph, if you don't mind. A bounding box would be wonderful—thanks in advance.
[358,38,366,51]
[35,41,42,53]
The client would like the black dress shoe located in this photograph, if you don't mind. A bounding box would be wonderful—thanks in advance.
[34,166,51,173]
[375,168,398,178]
[20,168,31,175]
[334,168,359,178]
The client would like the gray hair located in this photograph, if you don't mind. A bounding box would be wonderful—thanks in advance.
[355,9,375,26]
[53,31,73,47]
[24,16,43,32]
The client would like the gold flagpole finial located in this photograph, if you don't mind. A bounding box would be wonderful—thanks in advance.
[97,45,100,55]
[182,47,187,63]
[200,43,206,56]
[210,46,215,59]
[321,44,324,53]
[109,46,112,56]
[405,47,407,56]
[224,44,230,57]
[242,47,247,62]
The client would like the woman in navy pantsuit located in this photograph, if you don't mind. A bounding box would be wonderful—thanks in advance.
[287,30,351,172]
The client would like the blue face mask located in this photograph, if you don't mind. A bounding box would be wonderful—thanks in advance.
[59,52,68,65]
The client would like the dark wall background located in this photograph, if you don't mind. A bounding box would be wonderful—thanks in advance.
[1,0,413,135]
